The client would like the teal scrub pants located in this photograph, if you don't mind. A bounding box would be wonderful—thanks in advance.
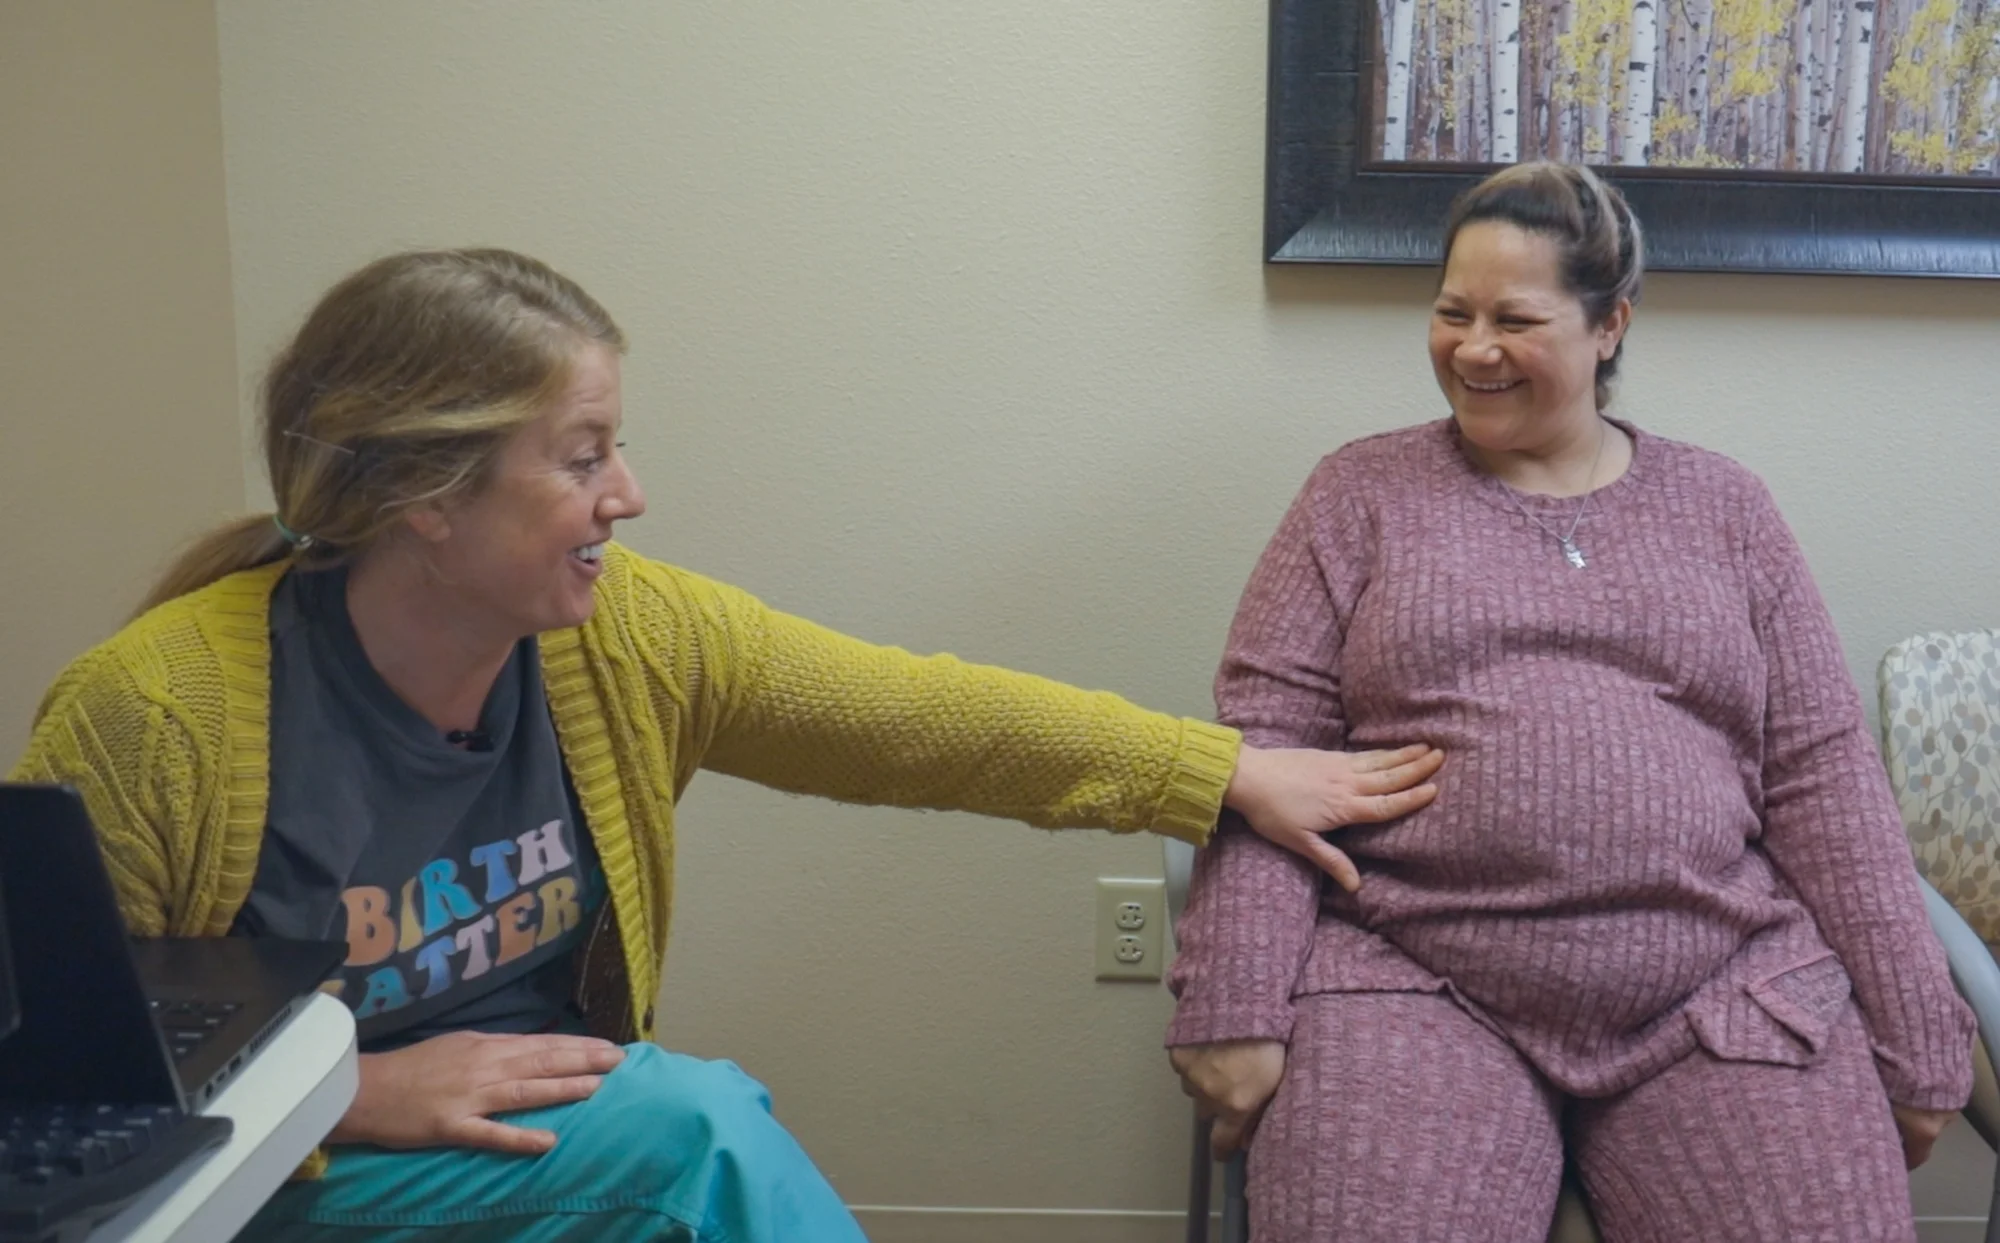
[239,1044,870,1242]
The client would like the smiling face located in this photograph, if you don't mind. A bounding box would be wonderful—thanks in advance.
[412,342,647,637]
[1428,220,1628,456]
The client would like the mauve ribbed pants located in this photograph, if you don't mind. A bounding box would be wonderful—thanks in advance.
[1248,991,1915,1243]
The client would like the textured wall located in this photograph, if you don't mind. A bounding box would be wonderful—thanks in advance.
[0,0,241,764]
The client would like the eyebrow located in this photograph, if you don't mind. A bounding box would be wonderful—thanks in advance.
[1433,293,1553,315]
[565,415,619,439]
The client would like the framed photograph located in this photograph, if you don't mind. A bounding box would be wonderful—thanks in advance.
[1266,0,2000,275]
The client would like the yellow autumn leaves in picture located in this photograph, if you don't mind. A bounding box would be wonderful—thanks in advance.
[1373,0,2000,176]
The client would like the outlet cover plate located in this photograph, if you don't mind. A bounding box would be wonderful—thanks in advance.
[1095,877,1165,981]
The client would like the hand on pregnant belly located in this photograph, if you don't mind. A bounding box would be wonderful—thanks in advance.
[1226,744,1444,890]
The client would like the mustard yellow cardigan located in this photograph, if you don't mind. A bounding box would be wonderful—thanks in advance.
[11,541,1237,1050]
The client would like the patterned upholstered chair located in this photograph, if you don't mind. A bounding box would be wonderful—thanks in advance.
[1163,838,1602,1243]
[1880,629,2000,1243]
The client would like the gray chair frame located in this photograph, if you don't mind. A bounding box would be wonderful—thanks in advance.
[1917,878,2000,1243]
[1164,836,1248,1243]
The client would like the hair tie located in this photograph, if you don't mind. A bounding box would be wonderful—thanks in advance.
[273,515,315,551]
[280,428,357,458]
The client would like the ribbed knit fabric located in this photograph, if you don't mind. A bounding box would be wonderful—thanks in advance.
[1249,991,1567,1243]
[1252,990,1915,1243]
[11,542,1242,1178]
[1571,998,1913,1243]
[1167,419,1973,1113]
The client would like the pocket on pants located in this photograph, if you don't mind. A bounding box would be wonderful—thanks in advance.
[1685,952,1852,1068]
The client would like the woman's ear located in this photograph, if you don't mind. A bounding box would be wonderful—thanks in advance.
[1597,297,1633,361]
[404,504,452,545]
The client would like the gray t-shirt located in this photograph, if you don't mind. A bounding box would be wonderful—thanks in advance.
[235,567,604,1052]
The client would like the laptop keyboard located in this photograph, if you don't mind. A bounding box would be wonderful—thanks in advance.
[0,1105,230,1242]
[0,1105,178,1184]
[146,999,241,1063]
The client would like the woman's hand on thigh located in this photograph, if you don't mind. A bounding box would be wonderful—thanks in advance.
[1891,1104,1954,1169]
[1224,744,1443,891]
[330,1031,628,1155]
[1170,1039,1287,1158]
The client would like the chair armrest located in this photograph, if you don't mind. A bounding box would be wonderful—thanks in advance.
[1163,837,1196,935]
[1919,876,2000,1148]
[1920,878,2000,1051]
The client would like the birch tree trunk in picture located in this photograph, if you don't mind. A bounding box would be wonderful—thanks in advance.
[1791,0,1817,167]
[1559,0,1583,157]
[1591,52,1614,162]
[1418,0,1440,158]
[1545,0,1570,156]
[1750,48,1769,167]
[1984,4,2000,173]
[1667,0,1692,161]
[1621,0,1660,160]
[1691,0,1716,154]
[1770,84,1787,163]
[1650,0,1670,153]
[1383,0,1419,158]
[1866,0,1895,171]
[1815,0,1848,166]
[1524,0,1548,156]
[1471,0,1493,159]
[1494,0,1523,160]
[1377,0,1397,151]
[1453,0,1470,160]
[1838,0,1877,170]
[1938,12,1959,163]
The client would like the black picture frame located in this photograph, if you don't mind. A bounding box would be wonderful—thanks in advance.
[1266,0,2000,278]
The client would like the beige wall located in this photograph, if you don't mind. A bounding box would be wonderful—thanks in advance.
[32,0,1975,1236]
[0,0,242,764]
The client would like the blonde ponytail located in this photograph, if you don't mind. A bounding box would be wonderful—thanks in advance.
[135,514,292,619]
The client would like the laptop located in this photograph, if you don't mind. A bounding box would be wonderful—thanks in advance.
[0,783,344,1241]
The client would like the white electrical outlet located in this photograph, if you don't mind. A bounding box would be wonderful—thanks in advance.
[1096,877,1165,981]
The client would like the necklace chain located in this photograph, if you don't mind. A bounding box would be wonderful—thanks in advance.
[1500,420,1607,570]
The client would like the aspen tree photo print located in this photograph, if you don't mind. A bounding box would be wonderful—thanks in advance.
[1265,0,2000,274]
[1368,0,2000,174]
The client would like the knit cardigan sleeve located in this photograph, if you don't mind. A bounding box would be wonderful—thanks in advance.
[1743,481,1976,1111]
[622,556,1242,844]
[1166,458,1363,1046]
[8,646,184,937]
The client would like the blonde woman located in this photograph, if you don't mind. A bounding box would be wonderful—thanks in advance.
[10,248,1441,1242]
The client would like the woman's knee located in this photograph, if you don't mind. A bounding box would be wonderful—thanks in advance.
[1573,1006,1913,1243]
[592,1044,778,1150]
[1250,992,1564,1242]
[581,1045,858,1235]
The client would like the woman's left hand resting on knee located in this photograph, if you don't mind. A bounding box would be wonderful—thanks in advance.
[1170,1040,1286,1158]
[328,1031,629,1155]
[1893,1104,1954,1168]
[1225,744,1443,890]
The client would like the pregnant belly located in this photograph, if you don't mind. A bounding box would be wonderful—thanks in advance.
[1390,901,1764,1034]
[1331,710,1778,1030]
[1342,709,1758,893]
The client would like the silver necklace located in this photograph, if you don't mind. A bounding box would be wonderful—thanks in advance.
[1500,421,1607,570]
